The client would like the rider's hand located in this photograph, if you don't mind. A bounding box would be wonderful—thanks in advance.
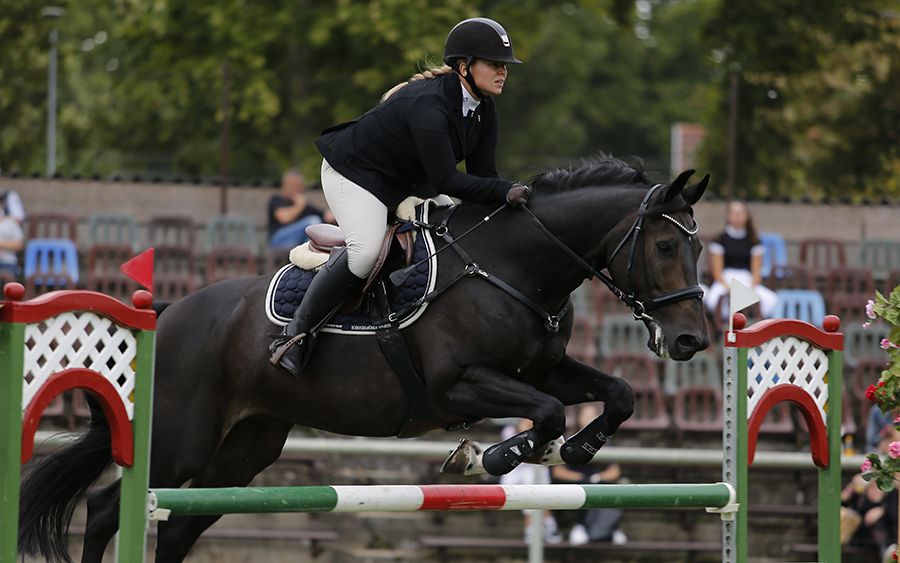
[506,184,531,208]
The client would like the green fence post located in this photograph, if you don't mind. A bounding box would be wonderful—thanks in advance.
[0,322,24,563]
[116,328,155,563]
[820,349,842,563]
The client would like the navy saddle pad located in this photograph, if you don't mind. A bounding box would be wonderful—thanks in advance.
[265,204,439,334]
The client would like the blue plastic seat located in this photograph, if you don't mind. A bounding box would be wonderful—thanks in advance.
[759,232,788,279]
[23,238,79,286]
[773,289,825,325]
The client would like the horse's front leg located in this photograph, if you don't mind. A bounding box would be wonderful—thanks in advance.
[537,354,635,466]
[437,364,566,476]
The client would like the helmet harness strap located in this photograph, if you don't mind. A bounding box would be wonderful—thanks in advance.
[460,56,486,99]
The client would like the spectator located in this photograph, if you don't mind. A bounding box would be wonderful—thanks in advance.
[0,188,25,223]
[703,201,777,319]
[867,406,896,453]
[842,426,899,561]
[499,418,562,544]
[551,404,627,545]
[0,191,24,278]
[267,170,330,249]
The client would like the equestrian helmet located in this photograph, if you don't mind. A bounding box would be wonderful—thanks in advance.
[443,17,522,65]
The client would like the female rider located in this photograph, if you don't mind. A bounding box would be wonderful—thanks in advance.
[270,17,531,376]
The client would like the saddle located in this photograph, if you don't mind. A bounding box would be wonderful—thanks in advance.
[303,222,415,308]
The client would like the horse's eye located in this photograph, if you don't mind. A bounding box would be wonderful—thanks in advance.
[656,240,676,255]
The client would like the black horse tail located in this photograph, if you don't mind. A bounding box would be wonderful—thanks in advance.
[18,396,114,563]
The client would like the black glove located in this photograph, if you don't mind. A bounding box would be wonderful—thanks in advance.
[506,183,531,208]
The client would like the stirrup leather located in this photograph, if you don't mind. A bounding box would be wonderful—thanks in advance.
[268,332,307,366]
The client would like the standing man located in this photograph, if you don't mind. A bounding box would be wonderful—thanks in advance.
[267,169,328,249]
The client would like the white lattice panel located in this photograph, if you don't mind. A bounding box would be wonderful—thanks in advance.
[22,312,137,419]
[747,336,829,423]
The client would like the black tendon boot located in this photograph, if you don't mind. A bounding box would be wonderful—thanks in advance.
[269,249,364,376]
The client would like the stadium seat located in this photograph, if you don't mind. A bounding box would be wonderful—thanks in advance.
[598,315,650,359]
[759,233,788,279]
[673,385,723,432]
[799,238,846,291]
[205,246,258,284]
[25,213,79,245]
[887,269,900,295]
[825,268,875,302]
[266,247,292,273]
[860,240,900,281]
[844,324,890,369]
[663,352,719,396]
[87,213,138,248]
[566,314,597,366]
[772,289,825,326]
[605,354,669,431]
[84,244,136,301]
[799,238,846,272]
[764,265,814,290]
[23,238,79,288]
[757,402,794,434]
[148,215,196,249]
[591,282,630,326]
[206,215,258,253]
[153,246,197,300]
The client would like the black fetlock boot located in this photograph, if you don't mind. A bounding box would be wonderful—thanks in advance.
[269,249,364,376]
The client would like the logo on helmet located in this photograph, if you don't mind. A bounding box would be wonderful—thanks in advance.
[500,34,510,47]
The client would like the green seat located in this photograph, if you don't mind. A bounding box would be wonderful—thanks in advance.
[88,213,138,249]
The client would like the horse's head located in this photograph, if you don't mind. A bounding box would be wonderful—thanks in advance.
[603,170,710,360]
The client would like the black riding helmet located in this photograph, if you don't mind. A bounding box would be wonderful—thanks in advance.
[444,17,521,98]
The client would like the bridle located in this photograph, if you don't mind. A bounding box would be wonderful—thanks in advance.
[522,183,704,323]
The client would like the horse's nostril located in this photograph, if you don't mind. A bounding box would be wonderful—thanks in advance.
[676,334,707,351]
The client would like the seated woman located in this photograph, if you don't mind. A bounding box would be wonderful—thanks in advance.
[703,201,777,319]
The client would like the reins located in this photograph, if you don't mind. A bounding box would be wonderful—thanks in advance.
[387,184,704,332]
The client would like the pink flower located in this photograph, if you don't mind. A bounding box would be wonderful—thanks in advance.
[866,300,877,320]
[891,442,900,460]
[895,414,900,424]
[863,321,872,329]
[882,338,891,350]
[861,459,873,473]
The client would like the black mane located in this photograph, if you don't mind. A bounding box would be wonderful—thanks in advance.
[529,155,649,196]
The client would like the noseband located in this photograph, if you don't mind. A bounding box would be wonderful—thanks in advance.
[523,183,704,323]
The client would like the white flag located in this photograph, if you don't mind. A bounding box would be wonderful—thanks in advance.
[730,278,760,316]
[728,278,761,339]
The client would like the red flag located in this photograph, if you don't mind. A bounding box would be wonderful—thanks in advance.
[121,248,154,290]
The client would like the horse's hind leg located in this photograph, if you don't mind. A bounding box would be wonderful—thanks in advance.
[80,480,121,563]
[154,417,292,563]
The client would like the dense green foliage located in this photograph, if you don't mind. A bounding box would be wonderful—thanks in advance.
[1,0,897,198]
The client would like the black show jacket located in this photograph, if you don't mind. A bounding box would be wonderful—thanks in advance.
[315,73,514,209]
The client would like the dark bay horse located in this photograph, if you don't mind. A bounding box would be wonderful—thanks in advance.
[19,157,709,563]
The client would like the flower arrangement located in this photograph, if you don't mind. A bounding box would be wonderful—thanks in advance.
[861,285,900,492]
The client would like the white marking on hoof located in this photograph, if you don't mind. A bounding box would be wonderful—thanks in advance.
[440,438,486,476]
[540,437,565,466]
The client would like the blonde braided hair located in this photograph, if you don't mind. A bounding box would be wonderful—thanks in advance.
[381,64,456,102]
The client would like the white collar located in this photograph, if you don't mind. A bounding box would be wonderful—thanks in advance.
[461,82,481,116]
[725,224,747,239]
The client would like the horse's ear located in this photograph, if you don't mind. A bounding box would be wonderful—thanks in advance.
[682,173,709,206]
[663,169,695,202]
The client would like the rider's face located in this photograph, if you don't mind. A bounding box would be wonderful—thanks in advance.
[464,59,508,98]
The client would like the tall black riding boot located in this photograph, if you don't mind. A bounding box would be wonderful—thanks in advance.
[269,250,364,376]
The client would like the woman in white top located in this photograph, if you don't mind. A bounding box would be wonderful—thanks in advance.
[703,201,777,318]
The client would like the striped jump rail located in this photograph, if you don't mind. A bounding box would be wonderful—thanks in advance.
[148,483,736,520]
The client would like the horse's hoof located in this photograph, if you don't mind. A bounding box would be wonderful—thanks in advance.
[440,438,485,476]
